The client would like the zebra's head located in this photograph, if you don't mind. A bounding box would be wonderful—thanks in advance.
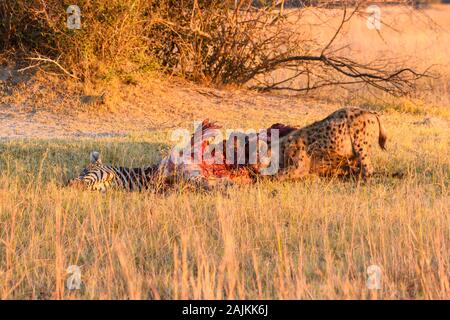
[68,151,110,192]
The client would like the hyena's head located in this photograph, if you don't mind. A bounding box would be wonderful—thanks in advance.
[240,124,297,175]
[67,151,110,192]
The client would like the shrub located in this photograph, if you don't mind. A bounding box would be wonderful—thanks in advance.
[0,0,156,80]
[0,0,426,95]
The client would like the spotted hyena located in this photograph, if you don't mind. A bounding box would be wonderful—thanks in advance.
[279,107,387,180]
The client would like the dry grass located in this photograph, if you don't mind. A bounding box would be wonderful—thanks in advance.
[0,5,449,300]
[0,108,448,299]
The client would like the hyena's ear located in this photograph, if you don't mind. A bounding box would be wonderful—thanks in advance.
[90,151,101,164]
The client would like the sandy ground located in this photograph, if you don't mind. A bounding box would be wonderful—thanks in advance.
[0,67,343,139]
[2,5,450,139]
[1,65,448,140]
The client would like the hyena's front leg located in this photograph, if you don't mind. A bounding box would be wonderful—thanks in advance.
[278,138,310,181]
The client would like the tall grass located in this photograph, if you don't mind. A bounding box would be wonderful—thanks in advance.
[0,110,448,299]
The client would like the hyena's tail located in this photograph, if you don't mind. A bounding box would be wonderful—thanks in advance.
[374,114,387,150]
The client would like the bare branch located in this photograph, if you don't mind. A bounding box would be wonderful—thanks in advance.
[25,53,80,80]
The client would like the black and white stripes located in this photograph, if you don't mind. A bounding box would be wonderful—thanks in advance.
[68,151,159,192]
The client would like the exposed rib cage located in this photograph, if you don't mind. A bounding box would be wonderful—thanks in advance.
[69,120,297,192]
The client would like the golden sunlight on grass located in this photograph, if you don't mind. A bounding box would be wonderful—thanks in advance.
[0,4,449,300]
[0,108,448,299]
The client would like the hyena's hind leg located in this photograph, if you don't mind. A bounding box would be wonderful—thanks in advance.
[351,130,374,180]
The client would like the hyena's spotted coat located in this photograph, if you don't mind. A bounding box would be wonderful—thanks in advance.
[279,107,387,180]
